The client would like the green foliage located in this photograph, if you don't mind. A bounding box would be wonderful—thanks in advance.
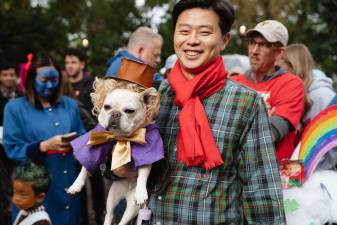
[231,0,337,75]
[0,0,146,75]
[0,0,336,76]
[83,0,145,76]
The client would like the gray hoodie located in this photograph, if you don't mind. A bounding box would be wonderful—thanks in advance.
[307,76,336,120]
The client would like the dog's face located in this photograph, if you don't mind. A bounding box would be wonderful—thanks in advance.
[97,87,159,137]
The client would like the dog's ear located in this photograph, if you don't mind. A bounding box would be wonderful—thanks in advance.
[140,87,161,123]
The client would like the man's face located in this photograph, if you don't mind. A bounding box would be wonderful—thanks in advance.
[0,68,17,89]
[173,8,229,76]
[64,55,84,77]
[140,38,162,68]
[247,35,282,75]
[12,180,44,210]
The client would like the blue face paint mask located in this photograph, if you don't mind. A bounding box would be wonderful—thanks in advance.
[35,67,60,99]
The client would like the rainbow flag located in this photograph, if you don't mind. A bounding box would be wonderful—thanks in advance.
[299,105,337,179]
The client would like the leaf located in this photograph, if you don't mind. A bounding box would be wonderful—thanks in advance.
[284,198,300,214]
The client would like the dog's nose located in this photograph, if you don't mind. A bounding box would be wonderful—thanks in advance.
[108,111,121,129]
[111,111,122,118]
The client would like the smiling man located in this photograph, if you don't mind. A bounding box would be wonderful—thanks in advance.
[0,64,19,99]
[232,20,305,162]
[147,0,286,224]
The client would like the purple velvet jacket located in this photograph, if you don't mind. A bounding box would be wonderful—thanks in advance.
[71,123,164,173]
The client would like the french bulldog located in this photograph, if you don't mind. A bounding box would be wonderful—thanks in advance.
[67,78,162,225]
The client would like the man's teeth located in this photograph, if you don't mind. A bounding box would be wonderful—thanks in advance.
[185,51,199,56]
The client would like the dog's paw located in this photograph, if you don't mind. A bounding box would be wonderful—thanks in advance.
[66,181,84,194]
[135,185,148,205]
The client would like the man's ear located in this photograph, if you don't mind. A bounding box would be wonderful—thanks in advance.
[36,193,46,204]
[80,62,85,70]
[140,87,161,122]
[135,47,144,59]
[275,47,285,65]
[277,47,285,58]
[220,33,231,51]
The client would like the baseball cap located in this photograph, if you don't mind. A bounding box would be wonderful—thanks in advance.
[246,20,289,46]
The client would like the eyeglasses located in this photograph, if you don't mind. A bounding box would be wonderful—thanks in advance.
[246,39,282,50]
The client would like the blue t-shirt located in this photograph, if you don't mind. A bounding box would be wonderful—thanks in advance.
[106,50,163,81]
[106,50,141,76]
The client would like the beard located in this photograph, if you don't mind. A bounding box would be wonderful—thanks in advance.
[67,69,81,77]
[66,69,83,82]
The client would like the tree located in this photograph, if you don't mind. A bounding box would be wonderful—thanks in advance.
[230,0,337,75]
[0,0,147,75]
[0,0,83,66]
[82,0,146,76]
[1,0,336,77]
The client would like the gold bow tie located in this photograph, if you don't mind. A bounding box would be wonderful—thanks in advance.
[87,128,147,170]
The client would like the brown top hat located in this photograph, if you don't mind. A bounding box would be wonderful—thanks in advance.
[113,58,155,88]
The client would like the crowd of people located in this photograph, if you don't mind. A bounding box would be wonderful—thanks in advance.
[1,0,337,224]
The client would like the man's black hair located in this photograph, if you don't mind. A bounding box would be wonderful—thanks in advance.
[0,62,17,74]
[14,161,51,195]
[172,0,235,35]
[64,48,86,62]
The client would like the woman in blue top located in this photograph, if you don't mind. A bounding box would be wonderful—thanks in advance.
[3,52,86,225]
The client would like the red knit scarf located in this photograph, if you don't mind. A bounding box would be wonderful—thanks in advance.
[168,57,227,169]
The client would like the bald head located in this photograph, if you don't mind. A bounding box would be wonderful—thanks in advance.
[127,26,163,68]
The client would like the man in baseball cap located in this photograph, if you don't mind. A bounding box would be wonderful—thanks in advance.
[246,20,289,46]
[232,20,305,163]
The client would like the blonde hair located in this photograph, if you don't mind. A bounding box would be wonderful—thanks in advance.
[91,77,145,116]
[285,43,314,91]
[284,43,313,119]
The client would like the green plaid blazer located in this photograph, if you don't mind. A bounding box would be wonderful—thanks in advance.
[149,79,286,225]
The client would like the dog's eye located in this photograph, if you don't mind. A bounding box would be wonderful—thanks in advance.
[124,109,135,114]
[104,105,111,111]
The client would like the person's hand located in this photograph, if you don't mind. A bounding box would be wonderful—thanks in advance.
[39,135,71,153]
